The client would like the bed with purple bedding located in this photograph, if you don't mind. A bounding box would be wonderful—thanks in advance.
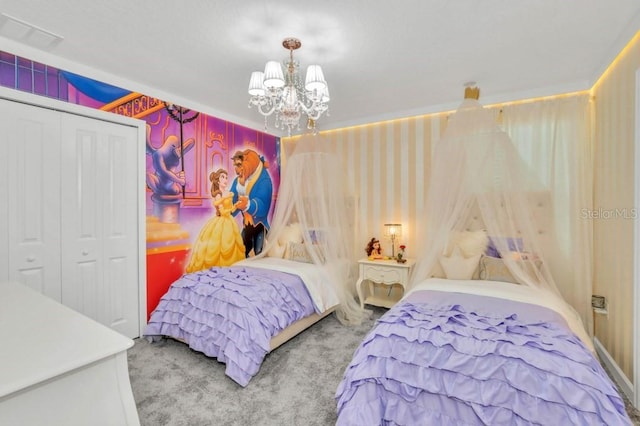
[336,278,631,425]
[144,257,335,387]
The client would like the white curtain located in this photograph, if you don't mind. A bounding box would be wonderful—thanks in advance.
[498,95,593,335]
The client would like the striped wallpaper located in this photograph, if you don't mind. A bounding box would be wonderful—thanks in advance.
[592,32,640,383]
[287,114,449,261]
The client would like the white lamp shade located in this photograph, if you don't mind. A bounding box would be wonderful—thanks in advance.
[319,85,330,103]
[248,71,265,96]
[304,65,326,91]
[384,223,402,238]
[263,61,285,88]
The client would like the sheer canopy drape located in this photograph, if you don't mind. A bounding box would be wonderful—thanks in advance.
[411,96,593,335]
[498,95,593,334]
[252,134,365,325]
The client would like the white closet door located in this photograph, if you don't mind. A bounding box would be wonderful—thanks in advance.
[60,113,140,338]
[0,99,61,299]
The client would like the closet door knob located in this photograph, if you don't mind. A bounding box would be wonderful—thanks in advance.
[82,250,89,256]
[26,256,35,262]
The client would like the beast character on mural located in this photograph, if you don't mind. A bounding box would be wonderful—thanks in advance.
[230,149,273,257]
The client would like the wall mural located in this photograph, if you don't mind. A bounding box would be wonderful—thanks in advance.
[0,51,280,318]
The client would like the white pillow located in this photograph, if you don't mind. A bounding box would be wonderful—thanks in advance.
[446,230,488,258]
[267,241,286,258]
[479,255,543,284]
[440,246,482,280]
[429,261,447,279]
[278,223,303,246]
[286,241,313,264]
[287,222,303,242]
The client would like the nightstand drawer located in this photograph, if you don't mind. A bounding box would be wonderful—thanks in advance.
[363,266,402,284]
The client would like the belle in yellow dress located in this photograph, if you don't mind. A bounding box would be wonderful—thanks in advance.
[185,169,245,273]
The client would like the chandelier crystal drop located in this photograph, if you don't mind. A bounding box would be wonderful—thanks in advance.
[248,38,330,135]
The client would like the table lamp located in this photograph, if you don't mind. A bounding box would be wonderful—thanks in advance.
[383,223,402,258]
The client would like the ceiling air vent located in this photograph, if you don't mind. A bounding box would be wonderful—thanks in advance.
[0,13,63,49]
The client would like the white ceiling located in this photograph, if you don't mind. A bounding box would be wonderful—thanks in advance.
[1,1,639,136]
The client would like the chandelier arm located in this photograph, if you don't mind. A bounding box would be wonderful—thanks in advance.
[298,99,325,120]
[256,102,277,117]
[297,99,314,115]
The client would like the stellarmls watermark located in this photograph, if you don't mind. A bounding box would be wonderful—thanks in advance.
[581,208,638,220]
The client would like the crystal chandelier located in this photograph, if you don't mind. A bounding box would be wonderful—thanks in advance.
[248,37,330,135]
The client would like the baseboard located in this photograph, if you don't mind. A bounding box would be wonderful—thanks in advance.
[594,337,634,402]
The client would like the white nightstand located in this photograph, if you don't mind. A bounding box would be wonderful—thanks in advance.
[356,258,416,309]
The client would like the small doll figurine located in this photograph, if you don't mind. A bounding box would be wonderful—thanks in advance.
[365,237,386,260]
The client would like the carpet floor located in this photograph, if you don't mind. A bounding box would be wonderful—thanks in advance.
[128,306,640,425]
[128,307,384,426]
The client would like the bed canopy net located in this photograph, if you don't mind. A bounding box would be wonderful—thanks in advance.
[411,90,587,332]
[256,133,365,325]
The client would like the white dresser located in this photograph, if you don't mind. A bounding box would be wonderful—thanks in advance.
[0,282,140,426]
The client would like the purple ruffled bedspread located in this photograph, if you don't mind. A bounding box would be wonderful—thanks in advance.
[143,266,315,387]
[336,290,631,425]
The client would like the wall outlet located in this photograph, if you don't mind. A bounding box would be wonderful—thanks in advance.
[591,295,606,309]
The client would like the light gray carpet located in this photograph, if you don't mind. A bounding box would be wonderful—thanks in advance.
[128,307,640,426]
[127,307,384,426]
